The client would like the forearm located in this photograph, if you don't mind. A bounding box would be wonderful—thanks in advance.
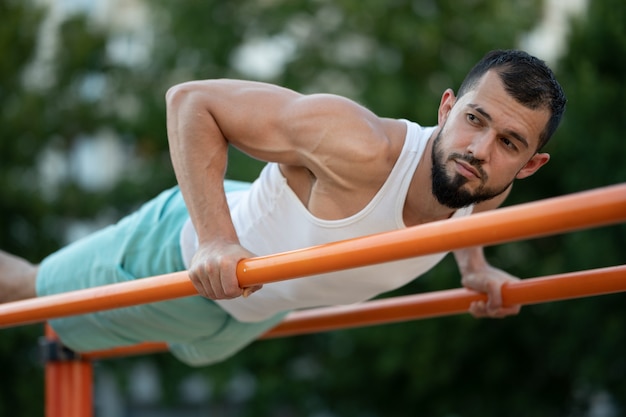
[166,84,238,244]
[454,246,521,318]
[453,246,489,276]
[454,186,512,275]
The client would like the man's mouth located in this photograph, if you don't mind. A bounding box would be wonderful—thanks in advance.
[454,159,481,179]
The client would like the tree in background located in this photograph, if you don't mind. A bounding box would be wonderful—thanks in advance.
[1,0,624,415]
[1,2,52,415]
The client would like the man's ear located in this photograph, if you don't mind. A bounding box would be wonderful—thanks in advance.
[516,152,550,179]
[437,88,456,126]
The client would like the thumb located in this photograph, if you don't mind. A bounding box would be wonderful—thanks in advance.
[242,284,263,298]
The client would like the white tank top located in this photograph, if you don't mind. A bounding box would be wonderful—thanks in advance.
[180,120,473,322]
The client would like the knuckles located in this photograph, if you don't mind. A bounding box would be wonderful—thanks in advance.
[188,249,249,300]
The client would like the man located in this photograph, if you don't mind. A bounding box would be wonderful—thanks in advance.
[0,50,566,366]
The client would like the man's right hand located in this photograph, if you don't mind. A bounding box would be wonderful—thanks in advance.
[188,241,262,300]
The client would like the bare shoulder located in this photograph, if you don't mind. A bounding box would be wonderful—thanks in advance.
[279,94,407,182]
[276,94,408,218]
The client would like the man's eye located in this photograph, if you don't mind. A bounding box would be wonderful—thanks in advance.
[501,137,517,150]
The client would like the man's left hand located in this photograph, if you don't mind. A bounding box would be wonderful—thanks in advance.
[461,265,521,318]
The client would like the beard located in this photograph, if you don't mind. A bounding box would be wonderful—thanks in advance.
[430,128,513,209]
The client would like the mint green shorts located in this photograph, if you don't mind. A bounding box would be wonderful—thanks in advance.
[37,184,287,366]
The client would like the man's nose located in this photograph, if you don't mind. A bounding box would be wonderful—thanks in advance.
[466,132,494,161]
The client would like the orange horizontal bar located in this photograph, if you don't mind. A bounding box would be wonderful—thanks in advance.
[0,183,624,329]
[262,264,626,338]
[235,183,626,286]
[82,264,626,359]
[0,271,196,329]
[81,341,170,360]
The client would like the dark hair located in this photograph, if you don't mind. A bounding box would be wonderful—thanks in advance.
[457,49,566,150]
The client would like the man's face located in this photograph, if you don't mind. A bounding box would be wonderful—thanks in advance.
[431,70,551,209]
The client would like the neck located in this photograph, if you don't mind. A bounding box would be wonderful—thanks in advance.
[403,129,456,227]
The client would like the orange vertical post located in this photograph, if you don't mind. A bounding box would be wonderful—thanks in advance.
[44,325,93,417]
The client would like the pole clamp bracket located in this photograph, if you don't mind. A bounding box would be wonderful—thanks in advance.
[39,337,82,363]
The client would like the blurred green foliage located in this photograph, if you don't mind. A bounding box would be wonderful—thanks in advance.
[1,0,624,416]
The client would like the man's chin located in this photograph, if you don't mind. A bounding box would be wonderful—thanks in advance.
[433,182,496,209]
[433,189,474,209]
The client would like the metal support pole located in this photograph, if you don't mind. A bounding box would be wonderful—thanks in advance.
[43,325,93,417]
